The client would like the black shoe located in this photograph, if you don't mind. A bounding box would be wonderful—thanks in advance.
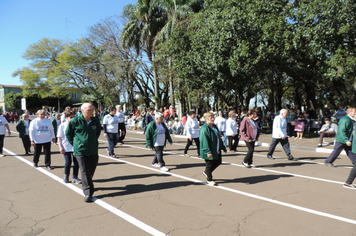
[267,155,274,160]
[288,156,298,161]
[33,163,38,168]
[84,195,93,202]
[46,166,54,170]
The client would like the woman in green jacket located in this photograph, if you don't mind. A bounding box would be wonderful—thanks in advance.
[200,112,227,186]
[146,113,173,172]
[16,114,31,155]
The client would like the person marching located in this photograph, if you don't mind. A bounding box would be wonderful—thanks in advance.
[51,113,61,145]
[266,109,297,161]
[226,111,239,152]
[200,112,226,186]
[343,117,356,189]
[214,110,227,147]
[0,113,11,157]
[146,113,173,172]
[29,110,56,169]
[184,110,200,157]
[57,110,81,184]
[16,114,31,155]
[103,106,120,158]
[324,107,356,167]
[240,109,261,168]
[116,105,126,145]
[66,103,101,202]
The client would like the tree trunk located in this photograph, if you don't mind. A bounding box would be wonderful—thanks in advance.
[152,53,160,110]
[267,74,275,112]
[169,58,175,108]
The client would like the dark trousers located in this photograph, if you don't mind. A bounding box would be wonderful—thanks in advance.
[33,142,51,166]
[319,131,336,144]
[152,146,165,167]
[21,135,31,154]
[267,138,292,159]
[0,135,4,154]
[244,141,255,164]
[75,154,99,196]
[325,142,356,164]
[227,135,239,151]
[107,132,119,155]
[118,122,126,143]
[204,153,222,181]
[287,123,295,137]
[345,163,356,184]
[64,152,79,178]
[184,138,200,155]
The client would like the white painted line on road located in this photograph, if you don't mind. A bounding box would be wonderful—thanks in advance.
[3,147,167,236]
[96,147,356,225]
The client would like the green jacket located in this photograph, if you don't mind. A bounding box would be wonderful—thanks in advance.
[66,115,101,156]
[199,123,226,160]
[16,119,31,139]
[51,118,59,135]
[336,115,354,144]
[146,121,172,148]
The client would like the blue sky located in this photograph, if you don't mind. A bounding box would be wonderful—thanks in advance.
[0,0,135,86]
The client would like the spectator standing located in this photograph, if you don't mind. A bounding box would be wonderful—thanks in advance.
[51,113,61,145]
[266,109,297,161]
[286,108,296,137]
[294,109,305,139]
[163,107,170,122]
[184,110,200,157]
[334,106,347,124]
[29,110,56,169]
[240,110,260,168]
[200,112,226,186]
[145,113,173,172]
[16,114,31,155]
[66,103,101,202]
[144,108,155,134]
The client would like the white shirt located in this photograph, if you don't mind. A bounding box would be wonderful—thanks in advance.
[186,116,200,138]
[103,114,119,133]
[214,116,226,132]
[154,123,166,146]
[226,118,238,136]
[57,122,73,152]
[116,111,124,123]
[60,113,66,123]
[272,115,288,139]
[0,116,9,135]
[29,118,55,144]
[173,121,182,128]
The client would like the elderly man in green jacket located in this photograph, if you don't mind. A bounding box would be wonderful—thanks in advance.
[200,112,227,186]
[325,107,356,167]
[66,103,101,202]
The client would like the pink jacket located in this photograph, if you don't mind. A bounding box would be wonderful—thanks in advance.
[240,117,260,142]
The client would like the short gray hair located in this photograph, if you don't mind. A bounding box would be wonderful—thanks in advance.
[280,109,288,115]
[81,103,92,111]
[155,112,163,120]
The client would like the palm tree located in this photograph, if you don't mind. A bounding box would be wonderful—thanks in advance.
[121,0,166,110]
[155,0,203,108]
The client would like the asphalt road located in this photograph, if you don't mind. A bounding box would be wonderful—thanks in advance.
[1,124,356,236]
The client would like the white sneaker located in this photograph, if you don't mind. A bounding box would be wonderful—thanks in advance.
[207,181,217,186]
[160,166,169,172]
[0,154,4,157]
[151,163,160,167]
[299,138,302,140]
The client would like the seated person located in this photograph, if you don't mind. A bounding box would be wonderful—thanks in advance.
[172,117,183,134]
[317,118,337,147]
[165,119,173,133]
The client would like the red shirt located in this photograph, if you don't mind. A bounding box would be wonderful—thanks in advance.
[182,116,187,125]
[163,109,170,118]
